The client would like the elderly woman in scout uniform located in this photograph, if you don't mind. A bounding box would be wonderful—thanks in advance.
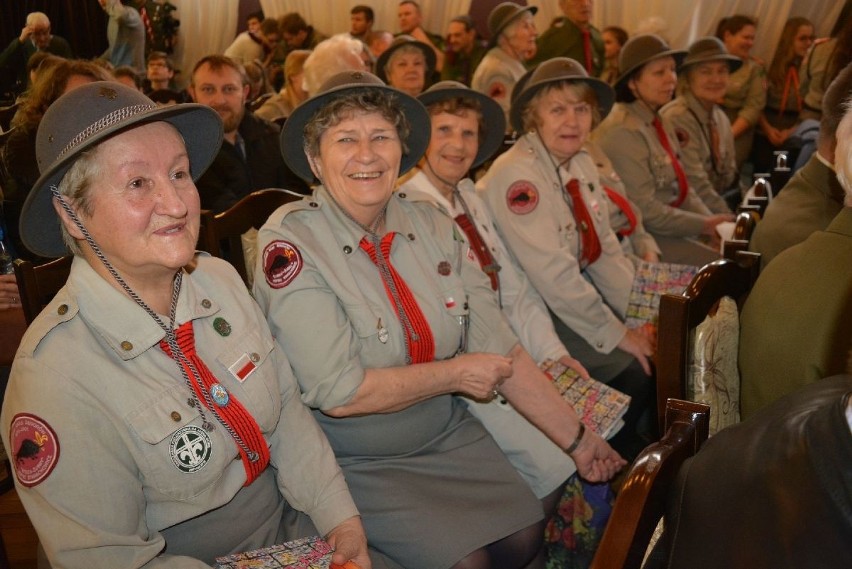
[254,70,623,569]
[594,34,734,266]
[478,58,656,460]
[0,83,369,567]
[399,80,625,528]
[661,37,740,215]
[376,34,435,97]
[472,2,537,129]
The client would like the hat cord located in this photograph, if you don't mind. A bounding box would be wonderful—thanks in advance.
[49,187,261,462]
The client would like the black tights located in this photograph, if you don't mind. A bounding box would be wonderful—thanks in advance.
[449,482,568,569]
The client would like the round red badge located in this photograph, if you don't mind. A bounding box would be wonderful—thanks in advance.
[675,127,690,147]
[9,413,60,488]
[506,181,539,215]
[262,240,303,289]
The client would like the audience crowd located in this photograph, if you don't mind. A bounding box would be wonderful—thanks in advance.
[0,1,850,568]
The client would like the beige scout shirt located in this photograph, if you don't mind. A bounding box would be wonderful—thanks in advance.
[1,255,356,568]
[253,188,518,455]
[478,133,635,355]
[799,38,835,120]
[584,139,661,259]
[661,91,736,214]
[471,46,528,130]
[594,101,712,238]
[722,57,767,127]
[401,170,569,364]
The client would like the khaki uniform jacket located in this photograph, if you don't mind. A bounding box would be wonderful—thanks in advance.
[739,208,852,419]
[0,255,357,568]
[530,17,604,76]
[722,57,766,128]
[594,101,712,238]
[471,47,527,128]
[749,152,845,269]
[661,91,736,214]
[799,38,835,120]
[585,139,661,259]
[478,133,634,355]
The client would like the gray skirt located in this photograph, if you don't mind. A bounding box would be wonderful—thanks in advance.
[338,400,543,569]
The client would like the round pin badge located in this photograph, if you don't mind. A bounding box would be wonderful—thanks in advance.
[506,181,539,215]
[437,261,452,276]
[210,383,230,407]
[9,413,60,488]
[262,240,303,289]
[675,127,689,147]
[213,317,231,337]
[169,425,213,473]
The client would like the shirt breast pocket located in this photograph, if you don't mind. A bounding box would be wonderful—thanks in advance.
[127,384,235,501]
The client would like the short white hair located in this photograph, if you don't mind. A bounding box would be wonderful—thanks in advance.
[26,12,50,29]
[303,34,367,97]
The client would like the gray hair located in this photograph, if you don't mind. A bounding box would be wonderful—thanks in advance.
[303,34,367,96]
[26,12,50,29]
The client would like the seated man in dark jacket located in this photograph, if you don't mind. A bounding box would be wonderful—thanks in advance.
[661,374,852,569]
[188,55,308,212]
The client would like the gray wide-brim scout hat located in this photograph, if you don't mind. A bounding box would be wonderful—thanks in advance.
[418,80,506,169]
[510,57,615,133]
[280,70,431,184]
[487,2,538,48]
[615,34,686,102]
[376,34,437,83]
[680,36,743,74]
[22,81,223,258]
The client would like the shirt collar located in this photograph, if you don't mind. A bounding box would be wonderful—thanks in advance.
[67,256,220,361]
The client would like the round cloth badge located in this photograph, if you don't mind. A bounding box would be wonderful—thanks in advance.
[169,425,213,473]
[437,261,452,276]
[506,180,539,215]
[9,413,60,487]
[675,127,690,147]
[262,240,303,289]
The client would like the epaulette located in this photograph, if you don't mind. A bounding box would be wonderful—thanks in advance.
[265,194,322,227]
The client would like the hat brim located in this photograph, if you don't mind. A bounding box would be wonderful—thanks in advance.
[22,104,223,258]
[614,49,687,102]
[376,39,437,83]
[680,54,743,74]
[510,69,615,134]
[418,86,506,168]
[281,83,431,184]
[488,5,538,49]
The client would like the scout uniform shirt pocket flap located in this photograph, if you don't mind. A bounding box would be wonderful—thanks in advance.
[127,384,234,500]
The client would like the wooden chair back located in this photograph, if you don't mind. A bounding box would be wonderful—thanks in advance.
[198,189,301,285]
[12,256,73,325]
[589,399,711,569]
[722,210,761,260]
[654,251,760,433]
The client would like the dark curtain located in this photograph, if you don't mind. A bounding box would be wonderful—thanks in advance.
[0,0,109,62]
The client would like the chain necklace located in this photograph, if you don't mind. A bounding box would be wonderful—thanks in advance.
[324,188,420,364]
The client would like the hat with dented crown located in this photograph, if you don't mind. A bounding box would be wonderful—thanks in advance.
[22,81,222,258]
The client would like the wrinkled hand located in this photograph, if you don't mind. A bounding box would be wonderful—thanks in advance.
[617,327,654,375]
[558,355,590,380]
[0,274,21,311]
[326,516,371,569]
[19,25,32,43]
[453,352,513,400]
[569,427,628,482]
